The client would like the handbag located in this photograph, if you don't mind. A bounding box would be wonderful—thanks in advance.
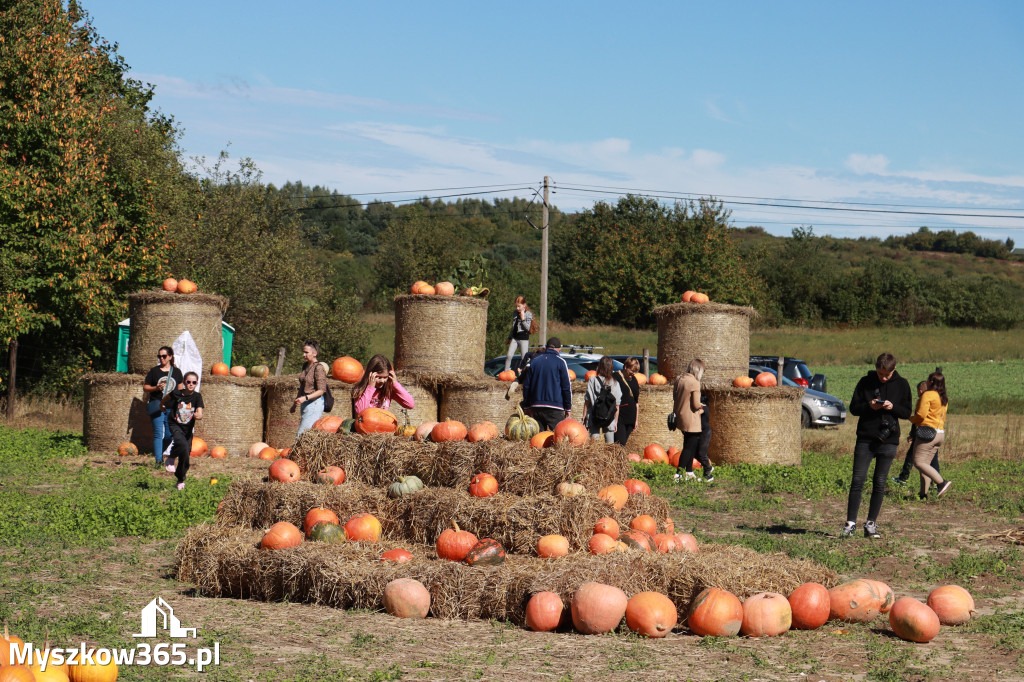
[666,411,677,431]
[915,425,937,443]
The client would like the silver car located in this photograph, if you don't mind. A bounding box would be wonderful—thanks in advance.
[749,366,846,428]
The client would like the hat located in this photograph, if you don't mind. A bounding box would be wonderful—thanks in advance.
[546,337,562,349]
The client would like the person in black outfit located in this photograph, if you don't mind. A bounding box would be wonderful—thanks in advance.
[142,346,184,466]
[613,357,641,446]
[842,353,912,539]
[161,371,204,491]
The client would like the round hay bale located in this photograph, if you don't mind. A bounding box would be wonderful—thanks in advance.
[394,294,488,374]
[82,373,153,453]
[655,301,756,384]
[127,291,229,375]
[263,376,354,449]
[439,375,519,428]
[392,371,439,427]
[570,381,587,422]
[624,385,678,453]
[706,386,804,466]
[192,375,264,457]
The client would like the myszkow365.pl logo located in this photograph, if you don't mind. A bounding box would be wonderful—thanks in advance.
[9,597,221,673]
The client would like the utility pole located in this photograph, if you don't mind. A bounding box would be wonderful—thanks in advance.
[540,176,550,346]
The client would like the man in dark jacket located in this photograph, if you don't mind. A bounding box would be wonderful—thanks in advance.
[522,337,572,430]
[842,352,912,539]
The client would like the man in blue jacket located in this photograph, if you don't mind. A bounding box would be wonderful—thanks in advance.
[522,337,572,430]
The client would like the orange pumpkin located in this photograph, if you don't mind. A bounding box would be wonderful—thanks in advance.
[643,443,669,464]
[469,472,499,497]
[927,585,975,625]
[588,532,620,555]
[497,370,516,382]
[116,441,138,457]
[681,290,696,302]
[261,521,302,549]
[381,548,414,563]
[431,419,468,442]
[536,534,570,558]
[344,513,382,542]
[733,375,754,388]
[828,579,883,623]
[754,372,777,387]
[889,597,941,643]
[627,452,642,462]
[176,278,197,294]
[623,478,651,496]
[634,372,647,385]
[688,587,743,637]
[649,373,668,385]
[626,592,678,638]
[653,533,680,553]
[530,430,555,448]
[317,465,346,485]
[211,362,229,376]
[674,533,699,553]
[419,283,436,295]
[525,591,566,632]
[279,447,293,458]
[355,407,398,434]
[248,441,270,458]
[435,281,455,296]
[162,277,178,292]
[312,415,345,433]
[229,365,246,377]
[258,446,280,460]
[553,418,588,446]
[269,459,300,482]
[567,369,577,381]
[410,281,429,294]
[571,582,628,635]
[630,515,658,536]
[1,627,25,667]
[331,356,364,383]
[866,579,895,613]
[383,578,431,619]
[584,370,597,381]
[436,522,478,561]
[593,517,619,539]
[788,582,831,630]
[691,292,709,304]
[303,507,340,537]
[621,528,656,552]
[414,421,438,442]
[190,437,208,457]
[69,659,118,682]
[209,445,228,459]
[597,484,628,510]
[740,592,792,637]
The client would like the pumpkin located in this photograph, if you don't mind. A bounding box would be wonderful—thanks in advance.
[187,437,207,457]
[68,659,118,682]
[567,369,577,381]
[741,592,792,637]
[530,430,555,448]
[653,533,680,553]
[627,452,642,463]
[410,280,429,294]
[381,548,414,563]
[623,478,651,496]
[3,665,39,682]
[435,281,455,296]
[268,458,300,482]
[621,528,656,552]
[555,480,585,497]
[331,356,364,383]
[571,582,628,635]
[505,405,541,441]
[649,373,668,385]
[162,277,178,292]
[29,652,70,682]
[229,365,246,377]
[642,443,669,464]
[634,372,647,385]
[626,592,678,638]
[588,532,620,555]
[248,441,270,458]
[754,372,777,387]
[355,407,398,434]
[209,445,227,459]
[308,522,346,544]
[260,521,302,549]
[317,465,346,485]
[688,587,744,637]
[584,370,597,381]
[497,370,517,382]
[674,533,699,553]
[344,513,382,542]
[788,582,831,630]
[431,419,468,442]
[536,534,570,558]
[465,538,506,566]
[176,278,197,294]
[383,578,431,619]
[889,597,941,643]
[597,484,628,510]
[339,418,356,434]
[467,421,499,442]
[414,421,438,442]
[279,448,292,458]
[249,364,270,378]
[691,292,709,304]
[116,441,137,457]
[303,507,340,537]
[927,585,975,625]
[681,291,696,302]
[397,425,417,437]
[866,579,895,613]
[388,475,425,498]
[733,376,754,388]
[469,472,499,497]
[419,283,437,295]
[525,591,566,632]
[553,418,587,446]
[257,445,279,460]
[630,515,658,536]
[0,627,25,666]
[211,362,229,376]
[436,522,478,561]
[828,579,883,623]
[593,517,620,539]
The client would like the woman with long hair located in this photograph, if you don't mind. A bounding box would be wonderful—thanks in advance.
[583,356,621,443]
[294,340,328,437]
[673,358,714,483]
[352,354,415,413]
[613,357,640,446]
[503,295,534,374]
[141,345,184,466]
[910,370,952,499]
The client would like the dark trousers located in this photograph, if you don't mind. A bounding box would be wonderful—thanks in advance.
[614,421,635,447]
[698,407,711,464]
[846,440,898,523]
[898,438,940,481]
[678,431,711,474]
[168,422,193,484]
[530,407,566,432]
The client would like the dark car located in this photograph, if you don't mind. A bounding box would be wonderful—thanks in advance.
[605,355,659,375]
[748,365,846,428]
[749,355,827,393]
[484,349,622,380]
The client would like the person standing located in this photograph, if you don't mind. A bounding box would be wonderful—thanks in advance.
[842,352,912,538]
[503,295,535,374]
[894,377,942,490]
[352,354,415,413]
[613,357,641,446]
[583,356,621,443]
[909,370,952,499]
[142,346,184,467]
[295,340,328,437]
[161,371,204,491]
[522,337,572,430]
[673,359,714,483]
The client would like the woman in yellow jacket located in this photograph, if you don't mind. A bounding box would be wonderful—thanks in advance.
[910,370,952,499]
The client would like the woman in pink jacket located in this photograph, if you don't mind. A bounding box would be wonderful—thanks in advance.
[352,354,415,413]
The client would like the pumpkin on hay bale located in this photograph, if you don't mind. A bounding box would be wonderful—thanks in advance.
[394,294,488,375]
[705,385,804,466]
[263,375,354,449]
[654,301,756,383]
[126,290,229,375]
[191,375,265,457]
[174,523,838,625]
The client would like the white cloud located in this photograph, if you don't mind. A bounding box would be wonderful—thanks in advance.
[846,153,890,175]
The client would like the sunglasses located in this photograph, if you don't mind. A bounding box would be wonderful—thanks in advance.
[185,380,198,386]
[158,354,170,359]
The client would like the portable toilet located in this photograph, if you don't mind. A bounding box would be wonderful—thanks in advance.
[116,319,235,372]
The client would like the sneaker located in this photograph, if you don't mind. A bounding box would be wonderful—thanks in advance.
[165,463,176,473]
[936,480,953,498]
[673,473,682,483]
[685,471,698,481]
[864,521,881,539]
[176,482,185,491]
[703,465,715,483]
[841,521,856,537]
[890,476,907,487]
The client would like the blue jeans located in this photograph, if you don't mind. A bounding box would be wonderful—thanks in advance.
[149,400,171,463]
[297,395,324,437]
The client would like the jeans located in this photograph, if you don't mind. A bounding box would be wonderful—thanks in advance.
[589,421,616,443]
[846,439,898,523]
[504,339,529,372]
[168,422,192,484]
[297,395,325,437]
[149,400,171,464]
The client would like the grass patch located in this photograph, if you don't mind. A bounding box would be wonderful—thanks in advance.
[968,610,1024,651]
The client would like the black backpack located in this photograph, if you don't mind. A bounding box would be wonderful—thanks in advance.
[591,382,617,428]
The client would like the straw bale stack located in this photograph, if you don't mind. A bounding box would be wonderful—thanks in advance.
[192,375,265,457]
[655,301,756,384]
[175,523,838,623]
[392,370,439,426]
[82,373,152,452]
[394,294,488,374]
[438,374,519,427]
[706,386,804,466]
[624,385,679,452]
[127,291,229,374]
[263,376,354,448]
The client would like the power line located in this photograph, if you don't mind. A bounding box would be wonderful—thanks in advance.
[281,182,539,202]
[294,186,539,212]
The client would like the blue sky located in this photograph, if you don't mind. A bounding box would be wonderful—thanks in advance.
[83,1,1024,239]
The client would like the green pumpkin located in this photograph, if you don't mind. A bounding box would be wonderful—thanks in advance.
[465,538,506,566]
[388,475,425,498]
[339,418,357,434]
[249,365,270,378]
[505,405,540,441]
[309,522,346,544]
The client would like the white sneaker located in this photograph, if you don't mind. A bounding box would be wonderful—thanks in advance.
[673,473,682,483]
[685,471,698,481]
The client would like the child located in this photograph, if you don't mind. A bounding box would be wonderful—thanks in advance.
[161,371,204,490]
[352,355,415,413]
[894,379,940,491]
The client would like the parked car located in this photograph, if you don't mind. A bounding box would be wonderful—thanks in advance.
[604,355,659,375]
[748,365,846,429]
[484,348,622,379]
[749,355,827,393]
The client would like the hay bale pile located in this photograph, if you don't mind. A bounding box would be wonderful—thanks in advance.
[82,373,152,452]
[263,376,355,449]
[394,294,488,374]
[706,386,804,465]
[624,385,677,452]
[193,375,266,457]
[438,375,517,427]
[655,301,755,384]
[127,291,229,374]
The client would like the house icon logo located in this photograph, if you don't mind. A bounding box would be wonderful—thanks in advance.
[132,597,197,639]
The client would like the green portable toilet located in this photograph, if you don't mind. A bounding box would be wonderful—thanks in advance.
[116,319,235,371]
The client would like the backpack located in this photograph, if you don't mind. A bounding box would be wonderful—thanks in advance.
[591,381,617,428]
[323,382,335,413]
